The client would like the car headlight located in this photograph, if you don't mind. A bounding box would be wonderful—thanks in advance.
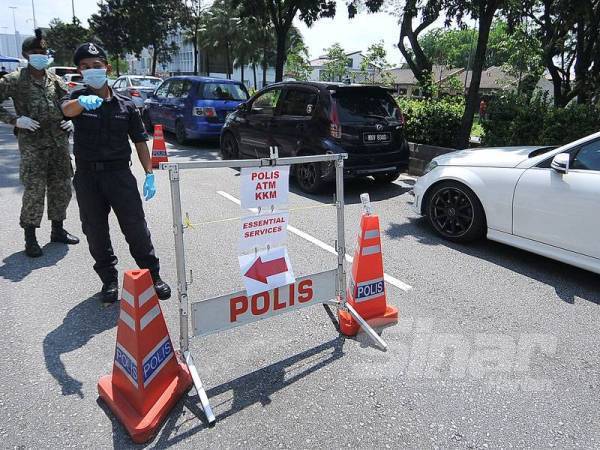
[422,160,439,175]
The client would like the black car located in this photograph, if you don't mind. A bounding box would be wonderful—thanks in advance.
[220,81,409,192]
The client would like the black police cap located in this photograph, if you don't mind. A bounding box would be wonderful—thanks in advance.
[73,42,108,66]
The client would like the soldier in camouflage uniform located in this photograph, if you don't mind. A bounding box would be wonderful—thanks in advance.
[0,29,79,257]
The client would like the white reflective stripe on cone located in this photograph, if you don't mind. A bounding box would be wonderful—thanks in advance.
[139,285,156,307]
[119,310,136,331]
[121,289,135,307]
[361,244,381,256]
[364,229,380,240]
[140,305,161,330]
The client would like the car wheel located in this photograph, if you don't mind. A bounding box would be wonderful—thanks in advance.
[220,133,239,160]
[296,161,326,193]
[373,170,402,184]
[175,120,188,145]
[426,181,486,242]
[142,111,153,133]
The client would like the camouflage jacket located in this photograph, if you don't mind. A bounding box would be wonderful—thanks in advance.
[0,67,69,146]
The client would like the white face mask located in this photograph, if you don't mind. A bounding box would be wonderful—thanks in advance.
[82,68,108,89]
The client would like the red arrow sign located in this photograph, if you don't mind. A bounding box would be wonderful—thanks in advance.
[244,256,288,284]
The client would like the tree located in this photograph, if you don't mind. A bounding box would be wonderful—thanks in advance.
[180,0,207,75]
[88,0,130,76]
[360,41,393,84]
[394,0,445,95]
[199,0,239,78]
[45,18,90,66]
[450,0,506,149]
[120,0,181,76]
[235,0,338,82]
[285,41,312,80]
[321,43,350,82]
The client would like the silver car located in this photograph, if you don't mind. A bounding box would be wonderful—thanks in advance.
[112,75,163,109]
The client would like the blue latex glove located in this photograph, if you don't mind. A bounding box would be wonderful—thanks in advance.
[78,95,104,111]
[143,173,156,201]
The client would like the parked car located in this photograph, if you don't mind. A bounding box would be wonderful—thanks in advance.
[112,75,162,109]
[143,76,249,143]
[62,73,85,93]
[412,132,600,274]
[220,81,410,193]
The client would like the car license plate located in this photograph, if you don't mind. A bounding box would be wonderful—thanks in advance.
[363,132,391,144]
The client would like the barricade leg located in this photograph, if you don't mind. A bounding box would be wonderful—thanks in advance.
[184,351,216,426]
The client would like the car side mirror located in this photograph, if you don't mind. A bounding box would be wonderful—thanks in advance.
[551,153,570,174]
[237,102,248,112]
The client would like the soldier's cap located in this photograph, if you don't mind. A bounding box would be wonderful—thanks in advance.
[22,29,47,55]
[73,42,108,66]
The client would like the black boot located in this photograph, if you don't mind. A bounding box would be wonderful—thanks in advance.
[100,281,119,304]
[50,220,80,245]
[24,226,43,258]
[151,273,171,300]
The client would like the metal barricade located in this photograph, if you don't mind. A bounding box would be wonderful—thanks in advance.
[161,152,387,426]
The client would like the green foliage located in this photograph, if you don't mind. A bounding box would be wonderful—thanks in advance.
[359,41,393,85]
[419,21,544,78]
[285,41,312,80]
[45,18,91,66]
[108,56,128,74]
[396,97,465,148]
[482,92,600,146]
[321,43,349,82]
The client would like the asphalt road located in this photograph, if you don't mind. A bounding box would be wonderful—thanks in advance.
[1,122,599,449]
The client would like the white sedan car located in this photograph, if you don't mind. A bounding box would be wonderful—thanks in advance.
[412,132,600,274]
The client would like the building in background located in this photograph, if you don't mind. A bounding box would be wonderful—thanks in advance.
[309,50,375,82]
[126,30,275,90]
[0,32,31,71]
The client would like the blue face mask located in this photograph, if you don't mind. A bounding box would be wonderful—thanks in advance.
[29,54,50,70]
[82,68,108,89]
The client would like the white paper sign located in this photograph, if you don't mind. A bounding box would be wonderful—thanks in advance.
[238,247,295,296]
[240,166,290,209]
[239,211,288,251]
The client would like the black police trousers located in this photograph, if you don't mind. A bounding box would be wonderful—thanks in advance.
[73,168,160,284]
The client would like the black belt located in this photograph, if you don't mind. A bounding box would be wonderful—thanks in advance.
[76,160,131,172]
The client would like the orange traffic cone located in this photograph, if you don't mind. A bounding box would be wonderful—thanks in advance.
[151,124,168,169]
[98,269,192,443]
[339,194,398,336]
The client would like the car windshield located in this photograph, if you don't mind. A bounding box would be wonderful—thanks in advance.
[131,77,162,88]
[54,68,78,77]
[201,83,248,101]
[66,75,83,82]
[334,89,401,123]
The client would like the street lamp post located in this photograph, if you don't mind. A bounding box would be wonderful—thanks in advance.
[31,0,37,29]
[9,6,18,58]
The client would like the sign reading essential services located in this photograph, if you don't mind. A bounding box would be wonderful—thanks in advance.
[239,211,289,251]
[238,246,295,296]
[192,270,336,337]
[240,166,290,209]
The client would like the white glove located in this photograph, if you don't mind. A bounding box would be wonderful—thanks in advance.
[60,120,74,133]
[15,116,40,131]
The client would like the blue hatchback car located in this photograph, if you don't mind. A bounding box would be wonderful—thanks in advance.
[142,76,250,144]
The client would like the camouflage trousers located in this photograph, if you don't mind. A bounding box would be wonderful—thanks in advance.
[19,141,73,228]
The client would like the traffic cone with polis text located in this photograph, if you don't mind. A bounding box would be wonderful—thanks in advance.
[97,269,192,444]
[339,193,398,336]
[151,124,168,169]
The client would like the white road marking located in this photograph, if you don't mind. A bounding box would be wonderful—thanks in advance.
[217,190,413,292]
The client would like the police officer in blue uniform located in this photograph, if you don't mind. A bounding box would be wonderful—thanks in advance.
[61,43,170,303]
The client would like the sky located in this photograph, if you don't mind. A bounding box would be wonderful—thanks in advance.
[1,0,411,67]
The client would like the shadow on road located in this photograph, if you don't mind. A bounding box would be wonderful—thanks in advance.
[386,215,600,305]
[43,295,118,398]
[0,243,69,282]
[100,337,346,447]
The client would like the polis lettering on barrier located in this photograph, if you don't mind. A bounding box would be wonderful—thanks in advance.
[356,279,385,300]
[143,340,172,382]
[251,170,280,181]
[115,347,138,383]
[229,280,314,322]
